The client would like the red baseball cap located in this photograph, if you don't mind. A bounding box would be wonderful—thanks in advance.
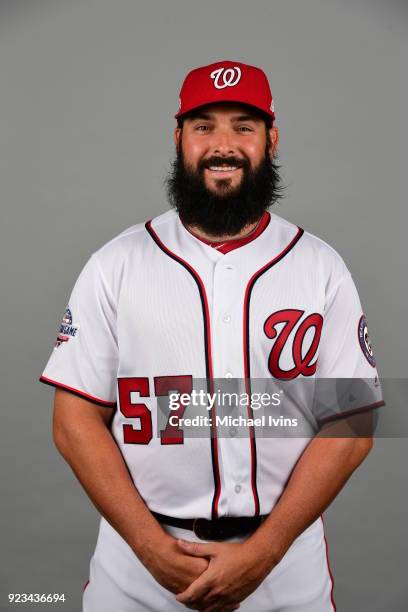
[175,60,275,121]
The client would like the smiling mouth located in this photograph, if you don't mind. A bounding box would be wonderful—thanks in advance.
[206,166,242,174]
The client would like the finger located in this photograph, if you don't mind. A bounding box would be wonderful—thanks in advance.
[192,591,239,611]
[177,539,216,558]
[176,572,213,604]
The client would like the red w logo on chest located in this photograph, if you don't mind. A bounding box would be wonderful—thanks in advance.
[263,309,323,379]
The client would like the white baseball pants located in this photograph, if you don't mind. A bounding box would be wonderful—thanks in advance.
[83,517,335,612]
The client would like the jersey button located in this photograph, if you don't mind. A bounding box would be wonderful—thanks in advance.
[225,265,234,271]
[234,484,242,494]
[222,314,231,323]
[225,372,233,379]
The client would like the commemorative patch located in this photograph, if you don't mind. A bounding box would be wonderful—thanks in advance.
[54,307,79,348]
[358,314,376,367]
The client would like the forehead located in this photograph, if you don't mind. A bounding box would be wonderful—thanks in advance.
[183,102,264,122]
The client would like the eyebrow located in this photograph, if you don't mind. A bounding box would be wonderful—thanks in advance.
[189,112,261,123]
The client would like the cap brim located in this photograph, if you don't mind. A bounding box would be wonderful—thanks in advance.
[175,99,275,120]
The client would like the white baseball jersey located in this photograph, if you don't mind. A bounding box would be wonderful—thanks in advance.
[40,209,383,523]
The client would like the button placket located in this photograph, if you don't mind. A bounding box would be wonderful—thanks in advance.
[212,260,239,382]
[211,259,242,515]
[211,257,255,516]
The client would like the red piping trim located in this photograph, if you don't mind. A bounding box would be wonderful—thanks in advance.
[321,516,337,611]
[144,222,214,382]
[39,376,116,407]
[183,211,271,254]
[317,400,385,425]
[243,226,304,377]
[145,220,221,519]
[243,226,304,516]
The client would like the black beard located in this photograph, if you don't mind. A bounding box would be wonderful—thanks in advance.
[165,146,284,236]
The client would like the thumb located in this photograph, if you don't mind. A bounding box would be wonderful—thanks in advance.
[177,539,216,557]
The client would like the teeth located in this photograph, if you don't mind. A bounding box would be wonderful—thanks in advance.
[208,166,238,171]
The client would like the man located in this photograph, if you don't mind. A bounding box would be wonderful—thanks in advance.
[40,60,384,611]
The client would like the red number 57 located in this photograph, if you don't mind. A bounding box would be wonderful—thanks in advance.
[117,376,193,445]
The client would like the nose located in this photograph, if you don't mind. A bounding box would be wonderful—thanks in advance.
[212,128,237,156]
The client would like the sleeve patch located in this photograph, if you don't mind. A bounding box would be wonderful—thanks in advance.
[358,314,376,367]
[54,307,79,348]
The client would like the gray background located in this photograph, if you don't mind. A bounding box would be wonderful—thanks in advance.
[1,0,407,610]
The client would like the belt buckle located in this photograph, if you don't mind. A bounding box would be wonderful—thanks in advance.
[193,517,235,541]
[192,516,262,541]
[193,518,215,541]
[193,517,239,542]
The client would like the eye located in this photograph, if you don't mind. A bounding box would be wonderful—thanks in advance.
[237,125,253,132]
[195,124,211,132]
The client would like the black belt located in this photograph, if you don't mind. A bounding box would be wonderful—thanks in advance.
[152,511,267,541]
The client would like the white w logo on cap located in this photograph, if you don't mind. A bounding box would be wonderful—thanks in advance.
[210,66,242,89]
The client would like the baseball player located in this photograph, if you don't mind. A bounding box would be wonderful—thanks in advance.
[40,60,384,611]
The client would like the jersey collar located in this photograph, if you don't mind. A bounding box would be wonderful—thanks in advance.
[181,211,271,254]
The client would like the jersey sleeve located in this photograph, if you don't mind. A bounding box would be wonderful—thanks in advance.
[313,271,385,424]
[39,254,118,407]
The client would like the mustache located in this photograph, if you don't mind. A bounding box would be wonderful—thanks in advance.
[198,156,249,172]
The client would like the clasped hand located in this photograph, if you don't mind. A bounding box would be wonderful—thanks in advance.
[174,538,274,612]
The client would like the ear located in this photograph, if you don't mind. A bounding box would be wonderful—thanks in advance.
[174,127,181,151]
[268,126,279,159]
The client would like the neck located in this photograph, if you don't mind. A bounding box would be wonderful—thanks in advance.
[184,217,262,243]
